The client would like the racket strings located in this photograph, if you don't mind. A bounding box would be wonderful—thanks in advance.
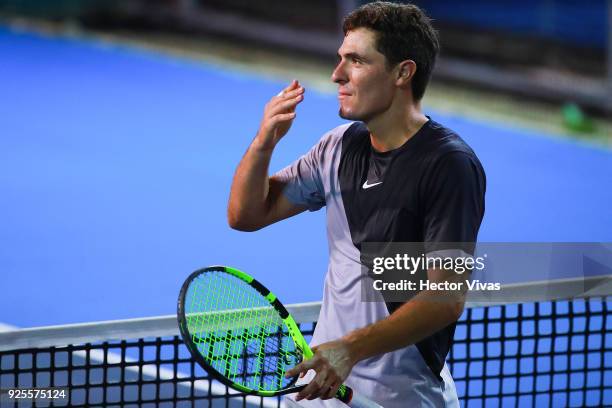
[184,270,300,392]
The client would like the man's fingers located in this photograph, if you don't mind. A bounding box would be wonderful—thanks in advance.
[284,358,314,378]
[276,83,303,99]
[317,369,340,401]
[269,94,303,115]
[284,80,299,94]
[269,112,296,126]
[322,379,341,400]
[284,86,305,98]
[296,373,326,401]
[284,365,302,378]
[274,88,304,106]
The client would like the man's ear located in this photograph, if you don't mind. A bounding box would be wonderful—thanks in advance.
[396,60,417,87]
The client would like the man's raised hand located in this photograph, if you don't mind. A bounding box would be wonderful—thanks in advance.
[254,80,305,152]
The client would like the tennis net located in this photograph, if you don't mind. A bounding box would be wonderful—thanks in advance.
[0,281,610,407]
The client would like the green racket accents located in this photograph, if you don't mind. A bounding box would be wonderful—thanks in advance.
[177,266,304,395]
[177,266,354,404]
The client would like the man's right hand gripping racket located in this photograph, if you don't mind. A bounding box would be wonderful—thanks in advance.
[177,266,381,408]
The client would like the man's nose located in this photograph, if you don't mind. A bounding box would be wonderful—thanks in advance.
[331,62,347,84]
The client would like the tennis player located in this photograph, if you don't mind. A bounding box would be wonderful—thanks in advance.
[227,2,485,407]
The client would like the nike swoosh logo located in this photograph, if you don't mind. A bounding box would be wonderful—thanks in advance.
[362,180,383,189]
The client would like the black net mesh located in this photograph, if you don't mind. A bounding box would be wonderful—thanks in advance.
[449,297,611,407]
[1,298,610,407]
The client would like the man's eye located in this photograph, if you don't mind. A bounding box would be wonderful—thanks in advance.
[352,58,362,64]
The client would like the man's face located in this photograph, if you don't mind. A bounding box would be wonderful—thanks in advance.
[332,28,397,122]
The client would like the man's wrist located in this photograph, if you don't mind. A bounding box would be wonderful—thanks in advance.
[251,133,275,154]
[342,327,370,365]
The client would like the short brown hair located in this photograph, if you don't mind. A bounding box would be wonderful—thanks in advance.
[343,1,439,101]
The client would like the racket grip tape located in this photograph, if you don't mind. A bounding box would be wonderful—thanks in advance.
[337,385,384,408]
[336,385,353,403]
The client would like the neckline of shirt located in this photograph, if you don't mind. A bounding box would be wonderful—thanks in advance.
[369,117,433,158]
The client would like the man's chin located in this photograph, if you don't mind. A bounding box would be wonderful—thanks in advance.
[340,108,371,122]
[339,108,360,121]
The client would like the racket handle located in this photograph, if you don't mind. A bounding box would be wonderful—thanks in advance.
[335,385,352,403]
[336,386,382,408]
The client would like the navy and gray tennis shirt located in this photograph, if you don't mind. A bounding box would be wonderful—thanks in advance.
[275,119,486,407]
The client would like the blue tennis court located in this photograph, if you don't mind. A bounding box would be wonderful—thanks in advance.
[1,26,611,327]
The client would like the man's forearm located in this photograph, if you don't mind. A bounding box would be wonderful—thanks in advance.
[343,273,466,364]
[227,140,274,231]
[227,81,305,231]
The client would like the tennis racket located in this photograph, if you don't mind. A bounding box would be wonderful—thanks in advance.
[177,265,380,408]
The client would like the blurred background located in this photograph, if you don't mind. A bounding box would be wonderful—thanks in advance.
[2,0,612,322]
[1,0,611,141]
[1,0,611,321]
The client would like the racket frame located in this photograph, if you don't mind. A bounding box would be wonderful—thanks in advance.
[177,265,351,399]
